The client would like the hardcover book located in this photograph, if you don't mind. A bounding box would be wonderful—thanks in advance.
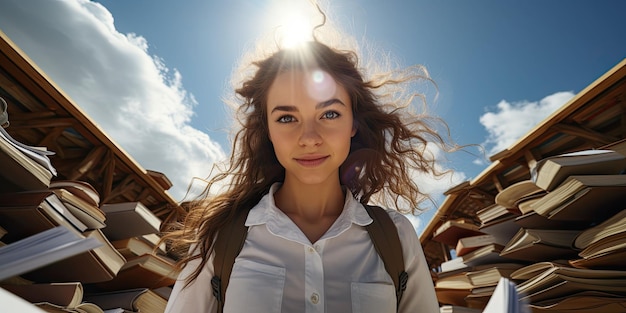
[531,150,626,192]
[100,202,161,241]
[433,218,484,247]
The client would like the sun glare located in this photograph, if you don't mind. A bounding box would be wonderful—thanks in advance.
[265,1,316,49]
[281,17,313,49]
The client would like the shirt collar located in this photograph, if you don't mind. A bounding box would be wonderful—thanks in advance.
[246,183,373,243]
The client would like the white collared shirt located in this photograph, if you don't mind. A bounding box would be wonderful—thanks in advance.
[165,184,439,313]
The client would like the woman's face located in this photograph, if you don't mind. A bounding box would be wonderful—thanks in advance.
[267,69,356,186]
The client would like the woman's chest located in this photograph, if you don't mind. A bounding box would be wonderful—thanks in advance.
[223,225,396,313]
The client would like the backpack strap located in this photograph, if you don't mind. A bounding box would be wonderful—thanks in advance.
[363,205,408,310]
[211,209,249,313]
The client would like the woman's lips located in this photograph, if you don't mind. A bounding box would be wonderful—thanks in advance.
[295,156,329,167]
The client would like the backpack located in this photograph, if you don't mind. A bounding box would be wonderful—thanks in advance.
[211,204,408,312]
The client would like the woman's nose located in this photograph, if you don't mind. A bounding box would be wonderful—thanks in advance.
[298,122,322,146]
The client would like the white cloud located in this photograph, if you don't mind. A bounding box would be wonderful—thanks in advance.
[412,143,467,197]
[472,158,486,166]
[0,0,226,201]
[405,143,467,234]
[480,91,575,156]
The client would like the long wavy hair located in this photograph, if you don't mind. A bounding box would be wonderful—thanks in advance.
[163,39,455,286]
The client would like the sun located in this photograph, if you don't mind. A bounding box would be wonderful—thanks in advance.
[281,16,313,49]
[264,1,316,49]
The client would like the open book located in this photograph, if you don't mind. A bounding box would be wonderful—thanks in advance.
[516,265,626,303]
[0,127,56,176]
[0,128,52,190]
[495,180,545,209]
[531,150,626,191]
[1,282,84,310]
[0,226,101,281]
[500,228,580,262]
[528,174,626,222]
[574,208,626,249]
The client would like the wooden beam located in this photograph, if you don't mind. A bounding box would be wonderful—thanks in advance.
[150,203,172,220]
[68,145,106,180]
[469,187,495,202]
[136,187,152,203]
[60,129,93,149]
[524,149,541,172]
[552,122,619,145]
[8,117,75,129]
[491,174,505,193]
[38,127,65,152]
[0,69,45,112]
[440,241,452,262]
[103,174,135,203]
[5,110,56,120]
[101,151,115,205]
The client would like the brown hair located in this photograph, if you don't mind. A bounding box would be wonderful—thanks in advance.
[163,39,455,286]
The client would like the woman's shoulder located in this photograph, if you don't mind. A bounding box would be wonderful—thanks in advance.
[375,207,422,256]
[380,207,416,231]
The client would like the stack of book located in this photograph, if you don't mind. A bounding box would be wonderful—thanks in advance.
[0,134,177,312]
[0,99,174,312]
[432,216,526,309]
[92,201,178,292]
[433,149,626,310]
[500,150,626,311]
[0,181,175,312]
[0,187,126,284]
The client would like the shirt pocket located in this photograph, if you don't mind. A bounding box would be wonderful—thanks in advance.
[351,282,396,313]
[225,259,286,313]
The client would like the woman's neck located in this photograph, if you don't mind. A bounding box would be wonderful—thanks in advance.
[274,178,345,222]
[273,177,346,243]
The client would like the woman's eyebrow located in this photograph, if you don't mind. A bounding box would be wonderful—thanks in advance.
[270,98,346,114]
[270,105,297,113]
[316,98,345,109]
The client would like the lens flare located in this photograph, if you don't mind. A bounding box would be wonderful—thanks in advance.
[305,70,336,102]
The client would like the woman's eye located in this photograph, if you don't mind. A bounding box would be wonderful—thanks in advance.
[322,111,340,119]
[277,115,296,123]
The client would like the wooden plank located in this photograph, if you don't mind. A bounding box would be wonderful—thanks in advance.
[552,122,619,145]
[68,146,106,181]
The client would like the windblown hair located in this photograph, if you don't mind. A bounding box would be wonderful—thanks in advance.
[163,39,456,286]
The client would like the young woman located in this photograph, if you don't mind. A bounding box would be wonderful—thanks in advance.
[163,36,449,313]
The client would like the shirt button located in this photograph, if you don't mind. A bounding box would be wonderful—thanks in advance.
[310,293,320,304]
[308,247,315,253]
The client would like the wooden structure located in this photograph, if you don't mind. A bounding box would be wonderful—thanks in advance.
[0,30,181,220]
[419,58,626,270]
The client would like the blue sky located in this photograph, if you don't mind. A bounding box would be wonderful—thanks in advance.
[1,0,625,234]
[96,0,626,154]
